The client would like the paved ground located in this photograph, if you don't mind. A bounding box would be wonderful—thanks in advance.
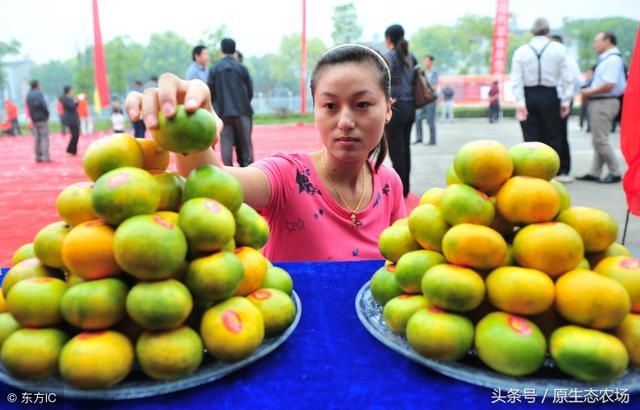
[406,116,638,251]
[0,117,636,266]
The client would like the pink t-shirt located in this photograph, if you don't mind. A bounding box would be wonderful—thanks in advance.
[252,152,406,262]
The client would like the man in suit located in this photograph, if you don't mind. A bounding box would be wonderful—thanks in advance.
[207,38,254,167]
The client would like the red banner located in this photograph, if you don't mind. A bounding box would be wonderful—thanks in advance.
[622,26,640,216]
[490,0,510,76]
[92,0,110,111]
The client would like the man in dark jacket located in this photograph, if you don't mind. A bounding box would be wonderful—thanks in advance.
[207,38,254,167]
[26,80,51,162]
[59,85,81,155]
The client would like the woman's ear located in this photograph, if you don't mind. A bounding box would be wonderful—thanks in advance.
[385,100,392,123]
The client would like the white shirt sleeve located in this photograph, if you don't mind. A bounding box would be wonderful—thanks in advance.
[511,47,526,108]
[556,48,574,107]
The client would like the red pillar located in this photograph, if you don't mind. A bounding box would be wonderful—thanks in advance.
[300,0,307,115]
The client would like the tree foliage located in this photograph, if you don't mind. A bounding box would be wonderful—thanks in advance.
[269,34,326,93]
[0,39,21,88]
[331,3,363,45]
[29,60,72,97]
[563,17,638,69]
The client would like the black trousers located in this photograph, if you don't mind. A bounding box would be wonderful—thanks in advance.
[520,86,568,174]
[132,120,146,138]
[489,103,500,123]
[385,100,415,197]
[221,116,253,167]
[66,124,80,154]
[557,101,573,175]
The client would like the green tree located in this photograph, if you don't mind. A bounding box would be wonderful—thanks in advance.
[0,39,21,88]
[410,25,467,74]
[69,48,95,97]
[563,17,639,69]
[245,54,278,94]
[29,60,73,97]
[142,32,191,79]
[105,36,145,95]
[456,15,494,74]
[331,3,362,45]
[269,34,326,92]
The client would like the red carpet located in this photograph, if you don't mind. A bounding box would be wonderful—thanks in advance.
[0,125,415,267]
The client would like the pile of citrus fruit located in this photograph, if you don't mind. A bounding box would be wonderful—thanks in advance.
[0,106,297,389]
[370,140,640,382]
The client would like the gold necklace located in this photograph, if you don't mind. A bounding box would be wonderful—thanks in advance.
[321,150,366,226]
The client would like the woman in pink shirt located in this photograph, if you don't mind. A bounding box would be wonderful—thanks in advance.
[125,44,406,262]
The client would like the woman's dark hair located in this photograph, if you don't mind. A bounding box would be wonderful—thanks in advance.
[310,44,391,172]
[385,24,410,67]
[63,85,72,94]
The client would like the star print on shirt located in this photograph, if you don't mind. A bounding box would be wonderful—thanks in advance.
[382,183,391,196]
[285,218,306,233]
[313,208,325,219]
[373,192,382,208]
[296,168,322,195]
[352,248,360,257]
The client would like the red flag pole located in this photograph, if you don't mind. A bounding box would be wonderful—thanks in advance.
[300,0,307,115]
[92,0,110,110]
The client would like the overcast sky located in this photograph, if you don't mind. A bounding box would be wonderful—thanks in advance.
[2,0,639,64]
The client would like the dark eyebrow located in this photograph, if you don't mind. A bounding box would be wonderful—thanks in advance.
[319,90,375,98]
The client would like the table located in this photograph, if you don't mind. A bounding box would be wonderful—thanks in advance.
[0,261,637,409]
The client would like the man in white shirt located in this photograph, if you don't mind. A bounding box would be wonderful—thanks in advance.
[511,18,573,178]
[185,45,209,82]
[577,32,627,184]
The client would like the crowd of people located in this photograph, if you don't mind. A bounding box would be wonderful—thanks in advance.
[511,18,627,184]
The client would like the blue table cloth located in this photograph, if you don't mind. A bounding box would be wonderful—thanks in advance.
[0,261,637,409]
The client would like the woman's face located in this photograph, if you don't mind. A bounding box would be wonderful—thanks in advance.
[313,62,391,164]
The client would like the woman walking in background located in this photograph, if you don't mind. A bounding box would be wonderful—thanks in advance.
[59,85,80,156]
[384,24,415,198]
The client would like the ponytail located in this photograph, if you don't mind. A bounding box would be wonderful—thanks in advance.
[397,39,410,67]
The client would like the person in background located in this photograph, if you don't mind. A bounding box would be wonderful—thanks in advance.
[59,85,81,156]
[577,31,627,184]
[3,99,20,135]
[186,45,209,82]
[131,80,146,138]
[414,55,438,145]
[111,107,125,133]
[207,38,254,167]
[145,76,159,89]
[551,34,583,183]
[384,24,416,198]
[26,80,51,162]
[488,80,500,123]
[441,86,455,122]
[510,17,572,179]
[76,93,92,136]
